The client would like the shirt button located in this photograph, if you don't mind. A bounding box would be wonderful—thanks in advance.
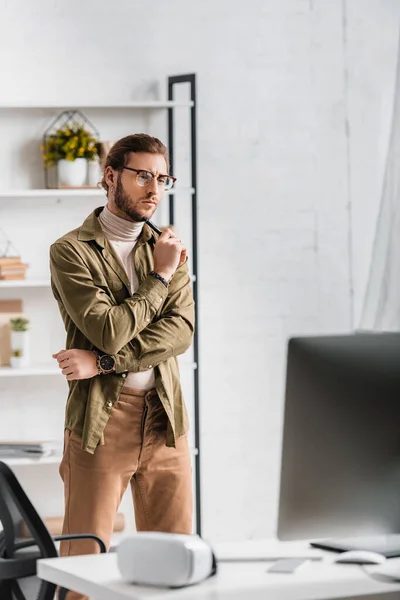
[159,298,163,302]
[121,373,127,378]
[107,401,112,408]
[148,365,152,368]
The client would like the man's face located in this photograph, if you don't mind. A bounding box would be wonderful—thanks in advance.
[109,152,168,222]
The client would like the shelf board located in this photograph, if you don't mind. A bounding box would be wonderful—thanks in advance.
[0,276,194,289]
[0,275,195,288]
[179,359,198,370]
[0,362,196,376]
[0,365,60,377]
[0,279,50,288]
[0,188,104,198]
[0,187,194,199]
[0,101,194,109]
[1,455,61,466]
[1,448,197,469]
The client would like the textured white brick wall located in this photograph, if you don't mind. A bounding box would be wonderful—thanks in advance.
[0,0,398,542]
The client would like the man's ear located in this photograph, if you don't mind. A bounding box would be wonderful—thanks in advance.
[105,166,115,188]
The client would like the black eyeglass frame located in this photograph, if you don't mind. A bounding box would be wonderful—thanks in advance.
[121,166,177,190]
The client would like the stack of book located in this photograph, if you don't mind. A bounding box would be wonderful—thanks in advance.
[0,256,29,280]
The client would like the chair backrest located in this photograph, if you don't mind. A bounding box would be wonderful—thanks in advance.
[0,461,58,561]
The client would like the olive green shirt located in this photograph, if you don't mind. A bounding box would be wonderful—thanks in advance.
[49,207,194,454]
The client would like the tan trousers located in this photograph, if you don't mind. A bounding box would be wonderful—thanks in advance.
[59,386,193,600]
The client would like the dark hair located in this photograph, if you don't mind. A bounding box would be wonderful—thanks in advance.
[100,133,169,193]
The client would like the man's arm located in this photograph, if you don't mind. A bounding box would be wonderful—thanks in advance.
[50,241,168,355]
[52,258,194,381]
[113,259,194,374]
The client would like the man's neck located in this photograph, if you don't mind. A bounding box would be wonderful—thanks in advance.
[106,201,136,223]
[99,205,144,242]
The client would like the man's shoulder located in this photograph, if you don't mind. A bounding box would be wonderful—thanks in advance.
[51,226,84,256]
[51,208,101,251]
[52,226,81,247]
[50,226,91,262]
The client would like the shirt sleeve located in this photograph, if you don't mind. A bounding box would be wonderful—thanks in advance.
[113,259,195,373]
[50,241,168,355]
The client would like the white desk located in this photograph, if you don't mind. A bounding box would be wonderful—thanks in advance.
[37,540,400,600]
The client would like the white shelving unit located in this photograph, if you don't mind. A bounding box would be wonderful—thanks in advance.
[0,277,196,288]
[0,279,51,288]
[0,188,104,198]
[0,187,194,200]
[1,448,198,472]
[0,363,195,377]
[0,78,200,535]
[0,365,60,377]
[1,455,61,466]
[0,101,194,109]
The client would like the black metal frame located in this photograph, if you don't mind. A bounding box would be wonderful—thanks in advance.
[167,74,201,535]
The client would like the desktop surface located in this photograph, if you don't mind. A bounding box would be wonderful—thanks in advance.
[37,540,400,600]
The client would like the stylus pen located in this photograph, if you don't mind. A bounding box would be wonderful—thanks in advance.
[144,219,162,235]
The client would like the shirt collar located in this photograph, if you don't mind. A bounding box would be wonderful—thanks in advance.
[78,207,155,248]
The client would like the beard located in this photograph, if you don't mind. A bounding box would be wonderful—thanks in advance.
[113,174,155,222]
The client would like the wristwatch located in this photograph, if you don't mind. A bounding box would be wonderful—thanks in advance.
[149,271,169,288]
[92,350,116,375]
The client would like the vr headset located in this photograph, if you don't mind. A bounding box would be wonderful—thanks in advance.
[117,532,217,588]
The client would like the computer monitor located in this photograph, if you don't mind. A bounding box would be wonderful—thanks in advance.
[277,333,400,556]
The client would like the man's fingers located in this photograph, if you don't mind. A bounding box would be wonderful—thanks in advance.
[59,357,73,366]
[159,228,176,240]
[167,238,185,251]
[53,350,69,362]
[179,249,187,266]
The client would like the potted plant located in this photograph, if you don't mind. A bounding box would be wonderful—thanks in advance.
[9,317,30,368]
[42,123,99,188]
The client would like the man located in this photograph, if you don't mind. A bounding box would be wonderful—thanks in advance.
[50,133,194,600]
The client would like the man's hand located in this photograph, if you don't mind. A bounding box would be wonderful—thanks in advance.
[52,349,98,381]
[153,228,186,281]
[159,226,186,267]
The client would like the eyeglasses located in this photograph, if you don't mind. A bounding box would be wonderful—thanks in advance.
[121,167,176,191]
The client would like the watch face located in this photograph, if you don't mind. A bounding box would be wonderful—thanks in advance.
[99,355,115,371]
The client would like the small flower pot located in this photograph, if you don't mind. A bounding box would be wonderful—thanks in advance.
[10,331,30,368]
[57,158,88,187]
[10,356,24,369]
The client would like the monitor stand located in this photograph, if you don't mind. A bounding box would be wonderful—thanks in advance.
[311,534,400,558]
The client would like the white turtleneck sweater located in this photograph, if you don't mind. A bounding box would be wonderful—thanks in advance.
[98,205,155,390]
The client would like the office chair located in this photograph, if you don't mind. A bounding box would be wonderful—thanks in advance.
[0,460,106,600]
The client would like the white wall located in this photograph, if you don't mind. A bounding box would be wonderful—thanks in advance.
[346,0,400,327]
[0,0,398,543]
